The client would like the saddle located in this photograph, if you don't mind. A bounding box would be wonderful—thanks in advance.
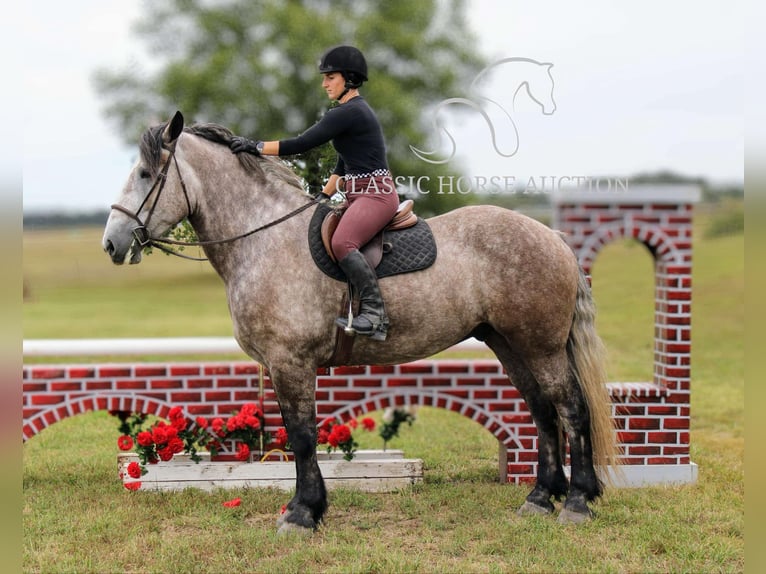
[308,200,437,282]
[321,199,417,265]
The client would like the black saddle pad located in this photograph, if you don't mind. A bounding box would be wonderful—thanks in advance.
[308,202,437,281]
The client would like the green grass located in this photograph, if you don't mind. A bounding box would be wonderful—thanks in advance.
[23,203,744,572]
[23,228,233,340]
[23,407,743,573]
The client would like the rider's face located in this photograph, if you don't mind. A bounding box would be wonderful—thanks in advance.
[322,72,346,101]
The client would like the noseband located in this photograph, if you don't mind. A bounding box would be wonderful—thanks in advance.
[110,140,320,261]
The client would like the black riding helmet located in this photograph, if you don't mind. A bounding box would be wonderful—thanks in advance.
[318,45,368,88]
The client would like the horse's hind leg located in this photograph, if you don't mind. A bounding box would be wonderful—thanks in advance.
[524,352,602,524]
[485,333,568,515]
[269,365,327,534]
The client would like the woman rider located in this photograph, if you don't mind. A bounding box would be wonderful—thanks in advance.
[229,45,399,342]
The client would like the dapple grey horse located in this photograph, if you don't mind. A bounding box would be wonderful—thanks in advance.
[103,111,618,533]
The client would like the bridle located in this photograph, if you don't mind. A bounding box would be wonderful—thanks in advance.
[110,140,320,261]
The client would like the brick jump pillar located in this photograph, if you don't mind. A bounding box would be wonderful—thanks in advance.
[553,184,700,484]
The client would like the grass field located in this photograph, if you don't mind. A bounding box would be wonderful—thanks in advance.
[22,204,744,572]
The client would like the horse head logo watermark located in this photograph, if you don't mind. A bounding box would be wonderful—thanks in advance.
[410,57,556,164]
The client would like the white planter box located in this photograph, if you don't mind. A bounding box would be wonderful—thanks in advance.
[118,450,423,493]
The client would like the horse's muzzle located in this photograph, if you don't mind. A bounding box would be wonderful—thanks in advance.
[103,236,143,265]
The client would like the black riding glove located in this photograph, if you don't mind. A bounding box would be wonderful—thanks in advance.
[229,137,263,155]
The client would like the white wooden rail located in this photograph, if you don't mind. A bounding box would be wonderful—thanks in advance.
[22,337,487,357]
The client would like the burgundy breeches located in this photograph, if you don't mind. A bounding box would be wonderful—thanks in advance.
[331,176,400,261]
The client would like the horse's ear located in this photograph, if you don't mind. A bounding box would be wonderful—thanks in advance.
[163,111,184,145]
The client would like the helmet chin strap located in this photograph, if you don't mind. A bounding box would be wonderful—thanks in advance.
[336,77,360,103]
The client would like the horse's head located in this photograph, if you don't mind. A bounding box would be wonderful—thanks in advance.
[102,111,191,264]
[524,62,556,115]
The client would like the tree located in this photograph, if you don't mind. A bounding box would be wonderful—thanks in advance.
[93,0,486,216]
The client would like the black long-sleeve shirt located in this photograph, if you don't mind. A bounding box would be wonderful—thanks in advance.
[278,96,388,177]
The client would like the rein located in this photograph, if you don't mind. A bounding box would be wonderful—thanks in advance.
[110,143,321,261]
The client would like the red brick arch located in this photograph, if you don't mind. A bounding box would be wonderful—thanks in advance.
[327,389,524,451]
[23,393,174,441]
[577,220,682,272]
[22,361,543,481]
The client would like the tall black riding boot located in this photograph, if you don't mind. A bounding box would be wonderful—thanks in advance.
[335,250,389,341]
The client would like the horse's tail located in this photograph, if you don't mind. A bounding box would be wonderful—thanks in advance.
[567,267,621,486]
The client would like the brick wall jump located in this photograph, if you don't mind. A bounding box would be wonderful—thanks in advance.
[23,360,690,484]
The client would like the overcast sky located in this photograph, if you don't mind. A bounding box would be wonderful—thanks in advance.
[21,1,743,212]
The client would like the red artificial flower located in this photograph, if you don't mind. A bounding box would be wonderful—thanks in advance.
[127,461,142,479]
[167,436,185,454]
[168,406,183,420]
[361,417,376,431]
[320,418,334,432]
[211,418,225,437]
[124,481,142,491]
[195,417,209,429]
[151,426,168,445]
[117,435,134,451]
[226,417,240,432]
[328,424,352,447]
[137,431,154,447]
[164,425,179,440]
[348,419,358,430]
[171,416,187,431]
[274,427,289,448]
[235,443,251,461]
[223,497,242,507]
[245,416,260,429]
[158,446,174,462]
[317,428,329,445]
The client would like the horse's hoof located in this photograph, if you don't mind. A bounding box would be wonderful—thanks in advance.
[276,509,317,536]
[276,520,315,537]
[516,501,553,516]
[557,507,593,525]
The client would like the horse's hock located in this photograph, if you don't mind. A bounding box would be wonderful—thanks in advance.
[23,185,699,487]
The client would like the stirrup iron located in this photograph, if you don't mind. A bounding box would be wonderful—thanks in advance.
[343,284,355,336]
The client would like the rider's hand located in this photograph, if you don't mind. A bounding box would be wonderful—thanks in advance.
[309,189,331,203]
[229,137,263,155]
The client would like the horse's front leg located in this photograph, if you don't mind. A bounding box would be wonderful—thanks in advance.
[270,365,327,534]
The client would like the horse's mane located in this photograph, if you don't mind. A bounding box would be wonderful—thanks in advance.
[139,121,305,192]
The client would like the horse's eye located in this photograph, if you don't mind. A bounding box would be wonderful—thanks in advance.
[139,169,152,180]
